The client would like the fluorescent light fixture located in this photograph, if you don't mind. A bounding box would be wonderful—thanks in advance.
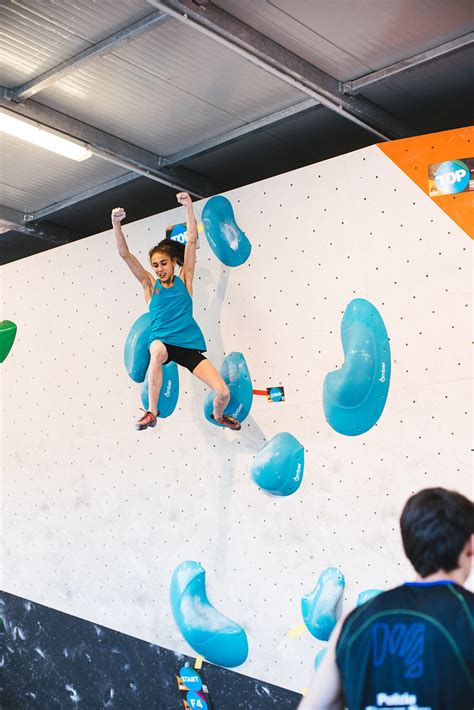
[0,109,92,161]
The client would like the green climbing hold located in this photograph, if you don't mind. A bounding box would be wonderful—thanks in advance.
[0,320,17,363]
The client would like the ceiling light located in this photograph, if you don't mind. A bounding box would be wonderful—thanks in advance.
[0,110,92,161]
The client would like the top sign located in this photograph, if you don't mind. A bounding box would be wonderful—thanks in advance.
[428,158,473,197]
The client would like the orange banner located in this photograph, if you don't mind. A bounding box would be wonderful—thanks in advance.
[378,127,473,239]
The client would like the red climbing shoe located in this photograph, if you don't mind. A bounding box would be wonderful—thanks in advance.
[135,409,158,431]
[211,413,241,431]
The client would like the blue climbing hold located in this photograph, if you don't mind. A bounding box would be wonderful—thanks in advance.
[357,589,382,606]
[204,352,253,427]
[170,560,249,668]
[314,648,327,670]
[141,361,179,418]
[323,298,391,436]
[201,195,251,267]
[251,432,304,496]
[301,567,345,641]
[124,313,151,382]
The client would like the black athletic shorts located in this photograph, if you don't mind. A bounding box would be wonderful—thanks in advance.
[163,343,206,373]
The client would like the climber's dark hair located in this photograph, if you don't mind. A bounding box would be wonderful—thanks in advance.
[149,239,185,267]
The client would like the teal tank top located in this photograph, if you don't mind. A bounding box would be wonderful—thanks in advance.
[148,275,206,351]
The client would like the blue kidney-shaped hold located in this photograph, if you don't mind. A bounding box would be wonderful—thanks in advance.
[251,432,304,496]
[204,352,253,427]
[302,567,345,641]
[357,589,382,606]
[124,312,151,383]
[201,195,251,267]
[170,560,249,668]
[141,361,179,418]
[323,298,391,436]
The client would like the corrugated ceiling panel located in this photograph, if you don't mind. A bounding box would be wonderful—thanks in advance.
[215,0,473,81]
[360,46,474,132]
[36,55,245,156]
[0,133,127,212]
[0,0,152,86]
[36,18,306,156]
[180,105,376,188]
[112,19,307,123]
[213,0,371,79]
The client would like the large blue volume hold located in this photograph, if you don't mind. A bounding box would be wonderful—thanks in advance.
[301,567,345,641]
[251,432,304,496]
[170,560,249,668]
[204,352,253,427]
[323,298,391,436]
[124,312,151,382]
[201,195,251,267]
[141,361,179,419]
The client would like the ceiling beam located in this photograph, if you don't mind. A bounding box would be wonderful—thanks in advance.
[148,0,414,141]
[0,91,220,199]
[23,99,319,220]
[344,32,474,94]
[28,173,141,221]
[165,98,319,165]
[6,10,168,102]
[0,205,79,245]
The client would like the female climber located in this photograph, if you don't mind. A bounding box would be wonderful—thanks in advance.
[112,192,241,432]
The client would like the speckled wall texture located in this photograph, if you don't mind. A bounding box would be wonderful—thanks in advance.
[1,139,472,703]
[1,590,301,708]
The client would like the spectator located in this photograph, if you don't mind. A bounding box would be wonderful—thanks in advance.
[299,487,474,710]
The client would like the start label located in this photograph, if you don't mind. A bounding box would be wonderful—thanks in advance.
[176,666,212,710]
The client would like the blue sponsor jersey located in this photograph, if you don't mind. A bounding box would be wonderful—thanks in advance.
[148,275,206,351]
[336,582,474,710]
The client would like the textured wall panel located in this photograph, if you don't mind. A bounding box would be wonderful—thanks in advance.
[1,140,472,693]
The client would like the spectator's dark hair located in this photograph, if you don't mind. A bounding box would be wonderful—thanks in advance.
[149,239,185,267]
[400,487,474,577]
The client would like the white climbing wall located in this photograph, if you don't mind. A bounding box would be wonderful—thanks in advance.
[1,140,472,693]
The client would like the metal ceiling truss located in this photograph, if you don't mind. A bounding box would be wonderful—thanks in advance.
[5,10,168,102]
[0,205,79,245]
[344,32,474,94]
[21,99,320,221]
[164,98,319,165]
[2,0,469,230]
[0,91,220,201]
[29,173,141,222]
[147,0,414,141]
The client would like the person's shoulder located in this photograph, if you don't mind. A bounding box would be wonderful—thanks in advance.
[359,582,474,614]
[455,582,474,597]
[356,585,405,611]
[339,586,404,631]
[449,582,474,606]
